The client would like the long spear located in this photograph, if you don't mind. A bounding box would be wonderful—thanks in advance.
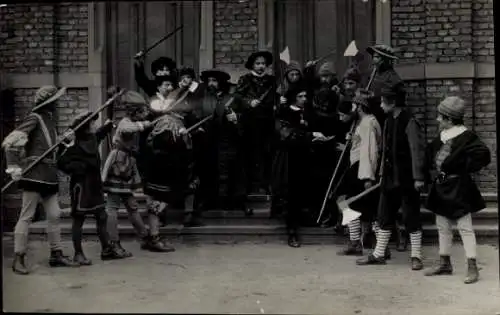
[2,89,126,193]
[315,61,378,224]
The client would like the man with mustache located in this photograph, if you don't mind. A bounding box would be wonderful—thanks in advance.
[190,69,250,222]
[233,51,276,196]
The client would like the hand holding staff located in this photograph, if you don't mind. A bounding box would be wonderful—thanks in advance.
[2,88,126,194]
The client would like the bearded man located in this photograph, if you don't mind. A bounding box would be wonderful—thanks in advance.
[192,69,250,220]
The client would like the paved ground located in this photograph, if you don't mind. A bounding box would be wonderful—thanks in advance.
[3,237,500,314]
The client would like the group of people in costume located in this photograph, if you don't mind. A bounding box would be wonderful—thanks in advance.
[2,43,491,285]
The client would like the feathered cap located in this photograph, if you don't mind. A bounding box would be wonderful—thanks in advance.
[32,85,66,111]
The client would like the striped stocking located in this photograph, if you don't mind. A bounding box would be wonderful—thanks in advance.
[348,218,361,241]
[373,229,391,258]
[410,231,422,259]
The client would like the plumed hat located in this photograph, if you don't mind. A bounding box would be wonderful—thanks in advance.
[32,85,66,111]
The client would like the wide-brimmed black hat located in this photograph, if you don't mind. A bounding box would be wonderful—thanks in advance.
[366,44,398,60]
[245,51,273,70]
[151,57,177,74]
[200,69,231,83]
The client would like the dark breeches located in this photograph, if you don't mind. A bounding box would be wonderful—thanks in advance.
[242,118,274,191]
[72,210,109,253]
[377,186,422,233]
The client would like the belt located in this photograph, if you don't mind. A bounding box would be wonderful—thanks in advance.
[436,172,460,183]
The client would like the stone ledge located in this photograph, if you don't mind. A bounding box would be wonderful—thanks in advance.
[396,62,495,80]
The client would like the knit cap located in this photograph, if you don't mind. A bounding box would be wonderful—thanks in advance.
[438,96,465,120]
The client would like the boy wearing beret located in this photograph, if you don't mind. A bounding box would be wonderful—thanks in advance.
[424,96,491,284]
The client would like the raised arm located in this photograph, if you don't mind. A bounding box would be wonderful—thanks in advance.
[134,59,157,97]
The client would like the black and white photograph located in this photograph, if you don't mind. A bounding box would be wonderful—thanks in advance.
[0,0,499,313]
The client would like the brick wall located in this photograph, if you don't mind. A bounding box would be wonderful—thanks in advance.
[0,3,88,72]
[1,3,90,226]
[391,0,496,192]
[214,0,258,75]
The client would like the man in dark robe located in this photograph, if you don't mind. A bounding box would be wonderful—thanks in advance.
[192,69,250,218]
[272,85,328,247]
[233,51,276,195]
[302,60,341,226]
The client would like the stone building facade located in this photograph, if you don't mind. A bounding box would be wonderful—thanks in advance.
[0,0,495,229]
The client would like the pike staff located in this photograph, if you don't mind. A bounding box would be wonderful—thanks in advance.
[316,64,378,224]
[2,89,126,194]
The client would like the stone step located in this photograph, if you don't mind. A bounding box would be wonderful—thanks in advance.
[57,206,498,223]
[27,221,498,245]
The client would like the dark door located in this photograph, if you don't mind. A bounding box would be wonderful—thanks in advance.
[106,1,201,96]
[275,0,376,79]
